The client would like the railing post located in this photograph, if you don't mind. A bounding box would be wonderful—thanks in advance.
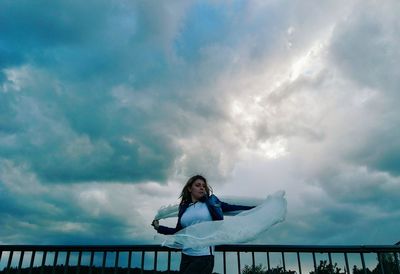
[378,252,385,274]
[127,251,132,274]
[52,251,59,274]
[77,251,82,274]
[167,251,171,274]
[237,251,241,274]
[252,251,255,273]
[114,251,120,274]
[282,252,286,272]
[344,253,350,274]
[29,251,36,274]
[40,251,47,274]
[89,251,94,274]
[328,252,333,274]
[360,252,367,274]
[17,251,25,274]
[140,251,145,274]
[6,250,13,274]
[153,251,158,273]
[222,251,226,274]
[297,252,302,274]
[64,250,70,274]
[101,251,107,274]
[313,252,318,274]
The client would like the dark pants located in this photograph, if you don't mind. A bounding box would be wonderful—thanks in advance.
[180,253,214,274]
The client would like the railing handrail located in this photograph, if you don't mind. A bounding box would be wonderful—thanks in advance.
[1,244,400,253]
[217,244,400,253]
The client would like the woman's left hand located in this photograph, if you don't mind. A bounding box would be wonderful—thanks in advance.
[151,219,159,230]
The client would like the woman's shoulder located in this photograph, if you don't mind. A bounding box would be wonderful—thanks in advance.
[207,194,221,204]
[178,201,190,211]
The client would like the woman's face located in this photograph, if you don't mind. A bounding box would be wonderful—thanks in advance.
[189,179,207,202]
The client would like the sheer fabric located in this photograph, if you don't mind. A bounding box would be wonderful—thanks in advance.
[155,191,287,249]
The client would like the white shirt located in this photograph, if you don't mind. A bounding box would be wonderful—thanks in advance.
[180,201,214,256]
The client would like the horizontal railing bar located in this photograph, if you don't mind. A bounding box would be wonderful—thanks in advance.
[0,245,179,252]
[216,244,400,253]
[1,244,400,253]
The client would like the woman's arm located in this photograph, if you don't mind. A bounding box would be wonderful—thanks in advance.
[220,201,255,212]
[157,224,180,235]
[152,219,182,235]
[208,194,255,214]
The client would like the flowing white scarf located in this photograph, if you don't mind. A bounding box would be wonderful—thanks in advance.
[154,191,287,249]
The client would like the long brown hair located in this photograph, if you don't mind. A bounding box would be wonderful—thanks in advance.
[179,175,212,205]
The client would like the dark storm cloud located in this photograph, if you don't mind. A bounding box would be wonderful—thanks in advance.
[330,2,400,95]
[0,0,185,183]
[328,1,400,177]
[0,164,147,244]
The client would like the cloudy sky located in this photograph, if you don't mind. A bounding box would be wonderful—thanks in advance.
[1,0,399,246]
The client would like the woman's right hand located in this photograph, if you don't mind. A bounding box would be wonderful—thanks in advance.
[151,219,159,230]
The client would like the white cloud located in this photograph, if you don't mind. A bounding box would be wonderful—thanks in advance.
[0,159,47,194]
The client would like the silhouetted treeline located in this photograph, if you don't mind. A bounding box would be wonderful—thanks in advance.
[242,253,400,274]
[242,264,296,274]
[352,253,400,274]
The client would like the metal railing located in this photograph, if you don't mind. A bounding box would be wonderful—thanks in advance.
[1,244,399,274]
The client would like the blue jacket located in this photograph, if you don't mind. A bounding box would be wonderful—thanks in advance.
[157,194,254,235]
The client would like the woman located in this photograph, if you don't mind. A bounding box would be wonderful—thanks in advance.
[151,175,254,274]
